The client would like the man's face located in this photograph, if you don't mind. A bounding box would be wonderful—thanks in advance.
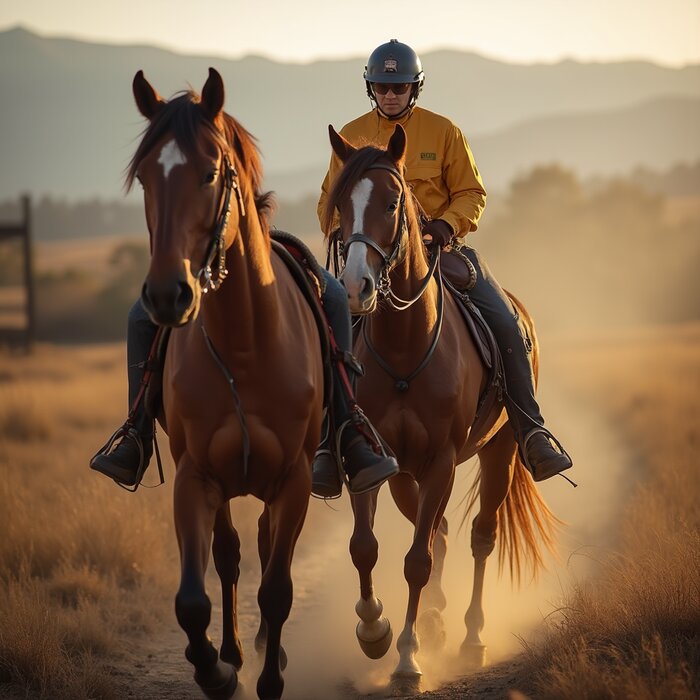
[372,82,412,117]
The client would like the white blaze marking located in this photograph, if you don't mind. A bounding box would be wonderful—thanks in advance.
[157,139,187,178]
[344,178,374,282]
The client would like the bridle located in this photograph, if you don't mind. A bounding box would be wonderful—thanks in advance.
[329,162,440,311]
[195,153,246,293]
[328,161,445,392]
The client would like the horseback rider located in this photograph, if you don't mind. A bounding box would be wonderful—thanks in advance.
[91,234,398,494]
[315,39,573,487]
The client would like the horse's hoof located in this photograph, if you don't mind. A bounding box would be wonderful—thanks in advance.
[459,642,487,669]
[356,616,393,659]
[417,607,446,651]
[194,660,238,700]
[390,670,423,695]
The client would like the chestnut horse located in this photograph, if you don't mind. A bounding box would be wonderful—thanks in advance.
[323,124,559,683]
[129,69,323,700]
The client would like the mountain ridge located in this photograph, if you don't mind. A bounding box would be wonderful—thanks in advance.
[2,26,699,200]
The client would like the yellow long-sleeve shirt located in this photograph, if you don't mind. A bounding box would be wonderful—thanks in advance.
[318,106,486,238]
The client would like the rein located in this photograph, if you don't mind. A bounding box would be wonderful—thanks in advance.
[196,149,252,481]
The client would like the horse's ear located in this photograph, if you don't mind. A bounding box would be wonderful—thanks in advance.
[329,125,357,163]
[387,124,407,165]
[133,70,165,120]
[201,67,225,120]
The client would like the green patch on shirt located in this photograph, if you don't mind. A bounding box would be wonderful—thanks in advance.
[420,152,437,161]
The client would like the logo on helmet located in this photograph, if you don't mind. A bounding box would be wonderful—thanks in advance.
[384,58,398,72]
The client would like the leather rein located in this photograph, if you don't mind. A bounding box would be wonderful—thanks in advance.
[329,162,445,392]
[193,149,252,480]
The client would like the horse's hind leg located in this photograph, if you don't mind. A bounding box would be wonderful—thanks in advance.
[212,503,243,670]
[173,461,237,699]
[350,488,393,660]
[256,472,309,700]
[461,427,514,669]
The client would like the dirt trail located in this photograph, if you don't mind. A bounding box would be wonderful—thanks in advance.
[111,341,634,699]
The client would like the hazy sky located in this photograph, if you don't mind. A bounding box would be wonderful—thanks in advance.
[1,0,699,66]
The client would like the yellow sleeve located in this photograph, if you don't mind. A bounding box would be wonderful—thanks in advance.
[440,125,487,237]
[317,153,342,235]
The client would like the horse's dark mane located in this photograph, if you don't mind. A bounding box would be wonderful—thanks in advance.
[323,145,425,238]
[126,90,274,220]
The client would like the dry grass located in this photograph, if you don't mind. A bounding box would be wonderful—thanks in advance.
[521,323,700,699]
[0,324,698,698]
[0,343,175,699]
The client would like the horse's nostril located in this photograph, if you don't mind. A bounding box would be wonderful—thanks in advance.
[176,281,193,311]
[361,276,374,298]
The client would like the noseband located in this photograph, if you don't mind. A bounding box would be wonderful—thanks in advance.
[331,163,440,311]
[196,154,246,293]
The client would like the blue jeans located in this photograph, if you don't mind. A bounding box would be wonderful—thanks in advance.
[461,247,544,441]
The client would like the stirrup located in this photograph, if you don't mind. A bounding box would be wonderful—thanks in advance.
[310,447,344,500]
[90,424,151,493]
[521,427,575,485]
[334,408,396,491]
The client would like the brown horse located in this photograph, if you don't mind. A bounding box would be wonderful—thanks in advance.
[323,124,559,684]
[129,68,323,700]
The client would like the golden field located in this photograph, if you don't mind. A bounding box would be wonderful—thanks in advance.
[0,323,698,699]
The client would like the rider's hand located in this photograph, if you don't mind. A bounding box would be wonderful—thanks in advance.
[421,219,454,248]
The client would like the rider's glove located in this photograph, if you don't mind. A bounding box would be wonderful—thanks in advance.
[421,219,454,248]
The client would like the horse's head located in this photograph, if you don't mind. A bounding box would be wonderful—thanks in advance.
[325,124,411,315]
[129,68,252,327]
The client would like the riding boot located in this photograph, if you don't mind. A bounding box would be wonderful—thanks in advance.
[311,272,399,498]
[460,247,572,481]
[90,299,155,488]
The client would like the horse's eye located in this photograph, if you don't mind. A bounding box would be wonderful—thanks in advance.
[204,170,217,185]
[387,201,398,213]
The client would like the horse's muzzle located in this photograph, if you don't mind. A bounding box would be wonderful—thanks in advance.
[342,273,377,315]
[141,276,197,327]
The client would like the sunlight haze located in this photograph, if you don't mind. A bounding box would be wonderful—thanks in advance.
[2,0,699,66]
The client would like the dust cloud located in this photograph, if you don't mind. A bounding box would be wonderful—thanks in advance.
[213,333,635,700]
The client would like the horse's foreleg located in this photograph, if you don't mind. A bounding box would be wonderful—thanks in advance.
[256,471,309,700]
[389,474,448,613]
[394,464,454,682]
[212,503,243,670]
[349,488,392,659]
[174,463,237,699]
[461,428,514,668]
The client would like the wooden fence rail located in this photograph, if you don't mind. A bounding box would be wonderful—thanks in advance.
[0,195,35,351]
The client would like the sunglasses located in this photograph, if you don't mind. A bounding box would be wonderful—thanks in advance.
[372,82,412,95]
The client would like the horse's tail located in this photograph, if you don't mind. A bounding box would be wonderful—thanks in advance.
[462,289,562,584]
[462,454,561,585]
[500,449,562,584]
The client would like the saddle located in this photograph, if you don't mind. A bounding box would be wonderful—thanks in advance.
[439,246,505,432]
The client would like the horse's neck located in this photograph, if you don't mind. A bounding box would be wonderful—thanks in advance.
[371,230,439,344]
[201,213,280,353]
